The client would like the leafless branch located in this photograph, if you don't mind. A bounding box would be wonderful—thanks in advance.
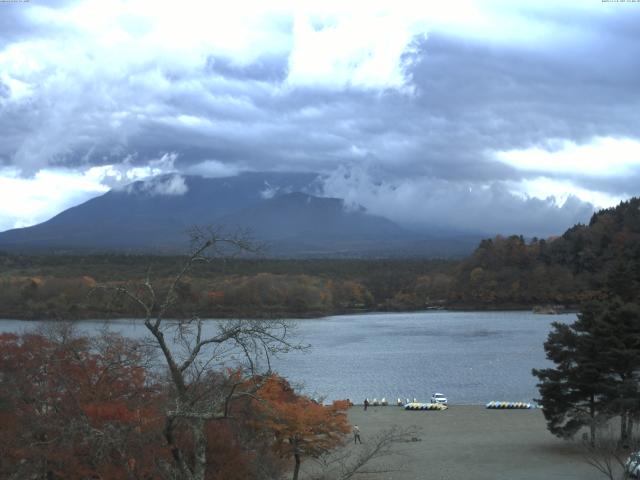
[308,426,416,480]
[582,426,640,480]
[89,227,302,480]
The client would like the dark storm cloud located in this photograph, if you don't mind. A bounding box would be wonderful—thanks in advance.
[407,29,640,174]
[2,2,640,236]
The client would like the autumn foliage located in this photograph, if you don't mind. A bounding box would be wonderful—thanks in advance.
[0,330,350,480]
[0,255,452,320]
[248,376,351,480]
[0,329,163,479]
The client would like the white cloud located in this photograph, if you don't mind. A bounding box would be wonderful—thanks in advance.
[286,8,424,90]
[494,137,640,177]
[508,177,625,210]
[0,153,181,232]
[0,0,612,175]
[320,165,594,236]
[0,168,109,231]
[0,0,577,113]
[130,174,189,196]
[260,181,279,199]
[283,0,561,90]
[0,0,637,236]
[85,152,180,188]
[184,160,241,178]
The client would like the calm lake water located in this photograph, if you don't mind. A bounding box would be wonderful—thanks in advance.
[0,311,575,405]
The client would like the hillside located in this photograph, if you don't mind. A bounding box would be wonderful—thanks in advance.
[448,197,640,308]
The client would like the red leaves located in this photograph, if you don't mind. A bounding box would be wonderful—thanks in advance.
[0,330,162,480]
[82,403,139,425]
[251,375,351,460]
[0,334,348,479]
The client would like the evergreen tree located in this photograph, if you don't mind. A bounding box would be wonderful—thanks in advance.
[586,300,640,443]
[533,318,607,444]
[534,299,640,444]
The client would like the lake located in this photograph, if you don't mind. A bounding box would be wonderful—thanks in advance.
[0,310,574,405]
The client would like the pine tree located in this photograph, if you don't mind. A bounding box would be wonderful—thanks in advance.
[533,317,607,444]
[534,299,640,444]
[586,300,640,443]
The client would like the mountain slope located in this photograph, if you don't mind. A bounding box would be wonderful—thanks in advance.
[217,192,411,255]
[0,172,481,257]
[0,172,319,251]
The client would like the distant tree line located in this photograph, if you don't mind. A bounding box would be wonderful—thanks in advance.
[2,197,640,319]
[0,257,454,319]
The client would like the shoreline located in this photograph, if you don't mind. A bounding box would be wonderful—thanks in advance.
[341,405,602,480]
[0,305,578,322]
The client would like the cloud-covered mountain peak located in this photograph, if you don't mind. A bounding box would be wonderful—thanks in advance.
[0,172,481,257]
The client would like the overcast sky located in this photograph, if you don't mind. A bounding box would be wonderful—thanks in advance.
[1,0,639,236]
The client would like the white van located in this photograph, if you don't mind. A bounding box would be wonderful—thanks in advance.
[431,393,448,405]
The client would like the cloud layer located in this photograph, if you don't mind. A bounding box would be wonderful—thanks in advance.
[1,1,639,236]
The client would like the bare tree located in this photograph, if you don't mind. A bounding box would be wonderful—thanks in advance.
[97,227,302,480]
[582,425,640,480]
[308,426,417,480]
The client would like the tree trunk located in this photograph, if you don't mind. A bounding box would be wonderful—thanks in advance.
[589,395,596,447]
[192,418,207,480]
[164,416,195,480]
[292,437,301,480]
[292,453,301,480]
[621,410,629,444]
[626,414,634,444]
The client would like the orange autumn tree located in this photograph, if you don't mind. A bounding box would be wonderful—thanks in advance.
[253,375,351,480]
[0,329,163,480]
[0,330,292,480]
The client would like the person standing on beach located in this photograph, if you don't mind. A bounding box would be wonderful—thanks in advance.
[353,425,362,444]
[364,399,369,411]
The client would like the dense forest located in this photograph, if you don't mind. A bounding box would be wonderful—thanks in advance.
[1,197,640,319]
[450,197,640,308]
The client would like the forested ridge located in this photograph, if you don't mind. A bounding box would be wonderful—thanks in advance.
[450,197,640,308]
[2,197,640,319]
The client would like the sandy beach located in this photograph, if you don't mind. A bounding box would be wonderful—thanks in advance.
[329,406,604,480]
